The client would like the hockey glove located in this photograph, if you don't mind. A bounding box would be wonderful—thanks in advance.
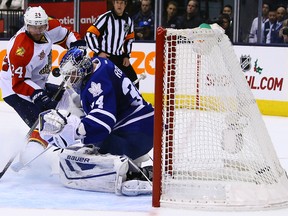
[39,109,70,135]
[31,89,58,110]
[39,109,83,148]
[70,40,87,55]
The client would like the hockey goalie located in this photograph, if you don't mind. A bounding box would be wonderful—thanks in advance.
[37,47,154,196]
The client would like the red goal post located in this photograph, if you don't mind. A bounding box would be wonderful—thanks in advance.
[152,25,288,210]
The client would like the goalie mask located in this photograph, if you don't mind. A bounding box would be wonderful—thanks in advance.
[60,47,93,93]
[24,6,49,32]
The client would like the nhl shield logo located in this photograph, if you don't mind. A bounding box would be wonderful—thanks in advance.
[240,55,251,72]
[124,23,129,33]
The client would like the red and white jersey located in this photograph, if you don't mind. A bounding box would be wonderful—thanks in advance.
[0,18,81,99]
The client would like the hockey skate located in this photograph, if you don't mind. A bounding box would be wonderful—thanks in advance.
[122,165,153,196]
[126,165,153,181]
[121,179,152,196]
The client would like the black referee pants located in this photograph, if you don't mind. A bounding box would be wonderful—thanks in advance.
[108,55,139,89]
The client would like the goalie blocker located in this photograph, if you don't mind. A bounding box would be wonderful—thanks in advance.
[59,145,152,196]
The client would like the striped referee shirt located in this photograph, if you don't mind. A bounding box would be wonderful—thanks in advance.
[85,10,135,57]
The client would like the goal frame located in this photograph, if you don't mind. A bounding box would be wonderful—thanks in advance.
[152,26,288,210]
[152,27,166,207]
[153,27,178,207]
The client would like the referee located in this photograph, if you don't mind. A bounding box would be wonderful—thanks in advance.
[85,0,139,88]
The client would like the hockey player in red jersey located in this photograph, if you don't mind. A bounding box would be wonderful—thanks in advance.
[0,6,83,164]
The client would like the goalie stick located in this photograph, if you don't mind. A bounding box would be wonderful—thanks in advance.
[0,75,68,179]
[128,158,152,186]
[1,73,147,175]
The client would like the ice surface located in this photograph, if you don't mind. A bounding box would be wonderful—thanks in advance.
[1,102,288,216]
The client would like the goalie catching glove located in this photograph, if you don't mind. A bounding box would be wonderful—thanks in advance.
[39,109,86,148]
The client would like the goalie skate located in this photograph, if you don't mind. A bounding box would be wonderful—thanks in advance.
[127,165,153,181]
[121,180,152,196]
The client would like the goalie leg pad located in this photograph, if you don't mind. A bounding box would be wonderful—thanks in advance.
[59,145,129,194]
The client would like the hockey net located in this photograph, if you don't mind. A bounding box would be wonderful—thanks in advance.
[152,25,288,210]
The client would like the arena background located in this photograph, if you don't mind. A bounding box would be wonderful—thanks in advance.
[0,42,287,117]
[0,0,288,116]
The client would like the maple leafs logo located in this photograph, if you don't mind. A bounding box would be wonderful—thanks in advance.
[88,82,103,97]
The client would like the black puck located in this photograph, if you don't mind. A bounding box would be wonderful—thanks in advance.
[52,68,61,77]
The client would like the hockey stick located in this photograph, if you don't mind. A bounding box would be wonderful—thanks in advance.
[127,159,152,186]
[0,75,68,179]
[133,73,146,85]
[11,145,54,172]
[0,155,16,179]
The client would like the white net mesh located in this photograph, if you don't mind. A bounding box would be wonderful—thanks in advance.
[159,26,288,209]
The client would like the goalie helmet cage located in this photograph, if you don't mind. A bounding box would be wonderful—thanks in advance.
[152,26,288,210]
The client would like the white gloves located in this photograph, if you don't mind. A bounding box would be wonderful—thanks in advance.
[39,109,85,148]
[39,109,69,135]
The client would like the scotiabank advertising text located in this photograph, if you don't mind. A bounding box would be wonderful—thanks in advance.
[29,1,107,37]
